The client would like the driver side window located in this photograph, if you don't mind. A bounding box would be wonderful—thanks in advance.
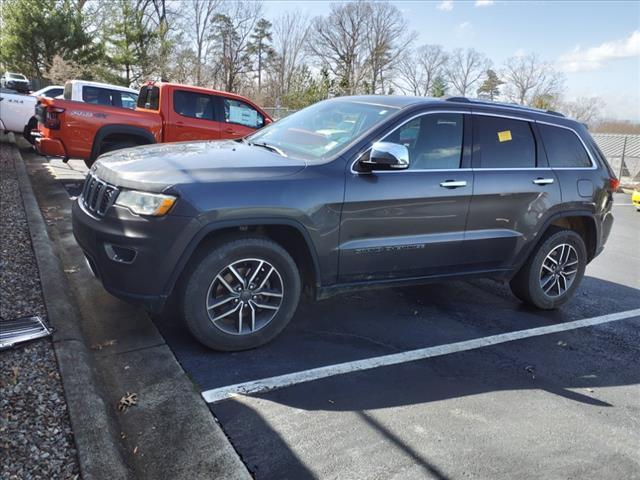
[391,113,464,170]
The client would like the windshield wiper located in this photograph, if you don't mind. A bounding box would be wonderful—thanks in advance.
[249,141,287,157]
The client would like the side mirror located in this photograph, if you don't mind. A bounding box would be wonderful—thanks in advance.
[360,142,409,171]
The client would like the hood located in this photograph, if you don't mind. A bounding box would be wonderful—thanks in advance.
[92,140,306,193]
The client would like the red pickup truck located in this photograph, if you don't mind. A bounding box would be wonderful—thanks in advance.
[35,82,272,167]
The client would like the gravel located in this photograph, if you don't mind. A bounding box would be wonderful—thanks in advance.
[0,140,80,479]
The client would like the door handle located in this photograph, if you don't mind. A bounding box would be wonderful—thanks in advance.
[533,178,554,185]
[440,180,467,188]
[224,127,235,134]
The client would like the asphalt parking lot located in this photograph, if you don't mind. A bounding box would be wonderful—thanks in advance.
[35,156,640,479]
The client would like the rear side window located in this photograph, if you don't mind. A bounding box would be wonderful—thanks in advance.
[173,90,215,121]
[82,86,116,106]
[474,116,536,168]
[391,113,463,170]
[539,124,592,168]
[120,92,137,110]
[223,98,264,128]
[137,86,160,110]
[46,88,64,98]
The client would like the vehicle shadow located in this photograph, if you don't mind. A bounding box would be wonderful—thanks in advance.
[213,400,453,480]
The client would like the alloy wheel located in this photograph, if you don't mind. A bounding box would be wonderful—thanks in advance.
[205,258,284,335]
[539,243,579,298]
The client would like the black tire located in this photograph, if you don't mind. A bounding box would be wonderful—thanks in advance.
[23,116,38,144]
[181,236,301,351]
[85,140,139,168]
[510,228,587,310]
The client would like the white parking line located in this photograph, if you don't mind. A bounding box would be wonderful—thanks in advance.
[202,308,640,404]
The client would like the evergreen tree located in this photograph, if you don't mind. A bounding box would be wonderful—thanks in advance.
[477,69,504,100]
[0,0,101,78]
[103,0,158,86]
[430,76,447,97]
[247,18,275,95]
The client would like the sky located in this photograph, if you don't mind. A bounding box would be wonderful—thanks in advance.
[264,0,640,121]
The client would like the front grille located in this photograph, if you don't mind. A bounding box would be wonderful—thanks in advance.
[81,173,119,216]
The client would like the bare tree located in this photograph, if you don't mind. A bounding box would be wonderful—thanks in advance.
[211,0,262,92]
[445,48,490,96]
[270,11,310,105]
[187,0,222,85]
[309,1,371,95]
[561,97,604,124]
[44,55,84,83]
[397,44,448,96]
[364,1,410,94]
[502,53,564,106]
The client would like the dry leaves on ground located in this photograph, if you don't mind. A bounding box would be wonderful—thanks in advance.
[117,392,138,412]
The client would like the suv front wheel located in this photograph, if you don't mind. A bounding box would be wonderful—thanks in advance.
[510,228,587,310]
[182,237,301,351]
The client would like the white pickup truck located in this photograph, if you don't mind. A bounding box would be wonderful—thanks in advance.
[1,80,138,143]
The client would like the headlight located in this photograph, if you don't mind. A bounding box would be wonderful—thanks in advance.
[115,190,176,216]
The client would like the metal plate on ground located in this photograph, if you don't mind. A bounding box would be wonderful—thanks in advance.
[0,315,51,349]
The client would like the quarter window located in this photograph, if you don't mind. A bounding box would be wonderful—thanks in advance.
[389,113,464,170]
[539,124,591,168]
[173,90,215,121]
[474,116,536,168]
[223,98,264,128]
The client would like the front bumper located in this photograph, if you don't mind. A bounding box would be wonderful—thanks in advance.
[5,82,29,92]
[72,198,202,312]
[35,136,67,158]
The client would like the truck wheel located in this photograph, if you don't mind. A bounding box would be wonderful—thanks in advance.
[85,140,139,168]
[510,228,587,310]
[182,237,301,351]
[23,116,38,145]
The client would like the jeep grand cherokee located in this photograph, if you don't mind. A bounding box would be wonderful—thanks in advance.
[72,96,617,351]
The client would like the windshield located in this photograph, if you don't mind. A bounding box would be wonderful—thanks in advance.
[8,73,26,80]
[247,100,398,162]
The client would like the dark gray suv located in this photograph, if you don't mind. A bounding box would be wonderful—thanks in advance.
[72,96,617,351]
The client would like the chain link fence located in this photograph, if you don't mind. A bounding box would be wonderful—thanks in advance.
[262,107,298,120]
[592,134,640,187]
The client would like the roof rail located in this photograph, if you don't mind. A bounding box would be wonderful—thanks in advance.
[444,96,565,117]
[445,96,470,103]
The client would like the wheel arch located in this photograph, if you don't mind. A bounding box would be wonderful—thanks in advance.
[165,218,322,301]
[90,124,156,161]
[515,210,599,274]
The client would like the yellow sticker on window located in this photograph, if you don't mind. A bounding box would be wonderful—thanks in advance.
[498,130,512,142]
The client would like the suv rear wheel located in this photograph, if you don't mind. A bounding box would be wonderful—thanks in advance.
[182,237,301,351]
[510,228,587,310]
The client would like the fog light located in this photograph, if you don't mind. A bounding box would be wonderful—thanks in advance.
[104,243,137,264]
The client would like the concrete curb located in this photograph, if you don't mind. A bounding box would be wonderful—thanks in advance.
[11,136,130,479]
[14,139,253,480]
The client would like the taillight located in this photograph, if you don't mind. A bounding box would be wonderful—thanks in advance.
[45,106,65,129]
[609,177,620,191]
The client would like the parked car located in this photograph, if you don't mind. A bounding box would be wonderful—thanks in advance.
[35,81,272,168]
[71,96,617,351]
[0,86,62,137]
[1,72,30,92]
[31,85,64,99]
[632,188,640,211]
[1,88,37,135]
[61,79,138,108]
[26,80,139,145]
